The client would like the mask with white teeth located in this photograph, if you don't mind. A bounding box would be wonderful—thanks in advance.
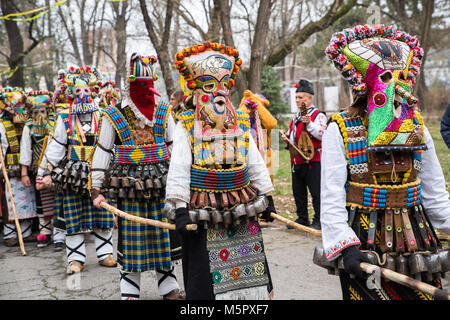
[182,49,241,140]
[326,25,427,152]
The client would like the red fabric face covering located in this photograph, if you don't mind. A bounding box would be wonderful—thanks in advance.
[130,78,160,121]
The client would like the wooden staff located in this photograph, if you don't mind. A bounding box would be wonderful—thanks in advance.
[100,202,197,231]
[0,142,26,255]
[270,212,322,237]
[360,262,450,300]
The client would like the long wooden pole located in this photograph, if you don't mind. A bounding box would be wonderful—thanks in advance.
[0,143,26,255]
[100,202,197,231]
[360,262,450,300]
[270,212,322,237]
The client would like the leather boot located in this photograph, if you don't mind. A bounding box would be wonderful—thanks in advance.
[99,253,117,267]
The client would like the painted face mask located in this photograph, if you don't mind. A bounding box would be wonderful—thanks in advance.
[1,88,28,124]
[99,80,120,108]
[127,53,161,122]
[325,25,425,152]
[176,45,242,140]
[25,90,53,136]
[63,66,100,114]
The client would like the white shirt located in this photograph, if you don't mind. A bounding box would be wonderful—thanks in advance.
[321,122,450,261]
[0,121,11,168]
[19,125,33,167]
[165,121,274,208]
[90,104,176,188]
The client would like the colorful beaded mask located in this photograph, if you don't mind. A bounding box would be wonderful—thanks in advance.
[127,53,160,121]
[61,66,100,114]
[326,25,425,152]
[99,80,121,108]
[1,87,29,124]
[175,42,243,139]
[24,90,53,136]
[53,70,70,113]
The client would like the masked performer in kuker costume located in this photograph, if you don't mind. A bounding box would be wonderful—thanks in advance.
[314,24,450,300]
[98,80,121,110]
[165,42,276,300]
[0,87,37,247]
[20,89,61,248]
[91,53,185,300]
[38,66,117,274]
[36,70,73,251]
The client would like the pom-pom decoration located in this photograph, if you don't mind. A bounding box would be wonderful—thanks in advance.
[174,41,242,97]
[324,24,423,96]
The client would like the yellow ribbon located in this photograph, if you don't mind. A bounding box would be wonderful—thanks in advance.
[0,0,67,21]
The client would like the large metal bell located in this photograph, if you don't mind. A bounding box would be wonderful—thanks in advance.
[121,177,130,188]
[211,210,223,229]
[222,211,232,227]
[424,253,442,282]
[383,254,396,271]
[245,203,257,220]
[144,178,153,190]
[232,204,247,224]
[109,176,119,188]
[162,201,175,221]
[408,253,428,281]
[437,249,450,277]
[153,178,162,189]
[118,188,128,198]
[364,251,378,265]
[253,196,268,213]
[395,255,409,275]
[312,246,338,275]
[188,210,199,224]
[108,189,117,199]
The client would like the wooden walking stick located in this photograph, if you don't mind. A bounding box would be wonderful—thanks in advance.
[0,138,26,255]
[270,212,322,237]
[100,202,198,231]
[360,262,450,300]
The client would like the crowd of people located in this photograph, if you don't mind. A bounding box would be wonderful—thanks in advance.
[0,23,449,301]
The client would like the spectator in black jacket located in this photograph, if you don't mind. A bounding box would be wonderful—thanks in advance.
[441,103,450,148]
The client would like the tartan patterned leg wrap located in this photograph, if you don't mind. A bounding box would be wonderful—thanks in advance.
[66,234,86,264]
[120,271,140,300]
[93,230,114,260]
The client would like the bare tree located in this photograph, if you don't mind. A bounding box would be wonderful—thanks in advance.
[109,0,131,89]
[0,0,49,87]
[264,0,357,67]
[138,0,175,97]
[57,0,108,67]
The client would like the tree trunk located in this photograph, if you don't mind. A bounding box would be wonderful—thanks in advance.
[138,0,175,98]
[1,0,25,87]
[338,77,351,110]
[247,0,273,93]
[314,68,325,109]
[112,1,128,90]
[214,0,247,97]
[413,0,434,110]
